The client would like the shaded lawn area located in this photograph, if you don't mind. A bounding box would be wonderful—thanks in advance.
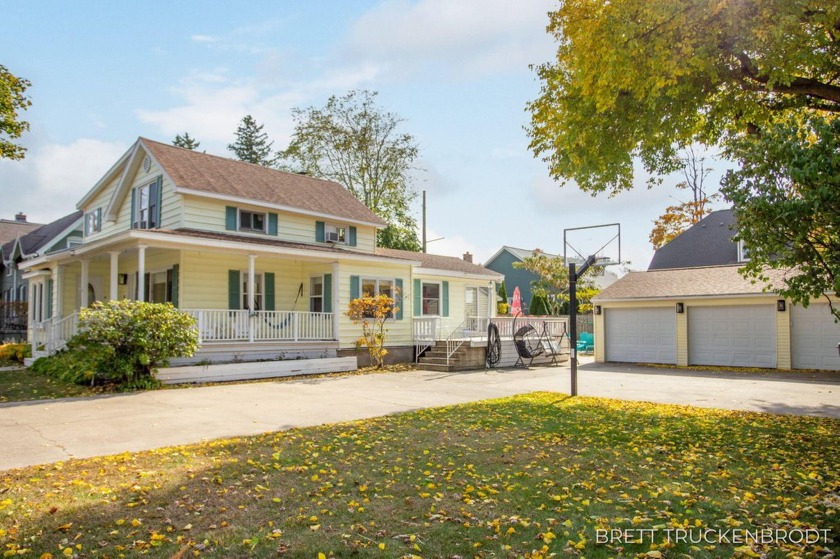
[1,393,838,558]
[0,367,102,403]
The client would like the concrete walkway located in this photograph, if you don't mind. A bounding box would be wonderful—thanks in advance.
[1,359,837,471]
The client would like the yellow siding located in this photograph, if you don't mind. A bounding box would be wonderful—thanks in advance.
[676,310,688,366]
[776,301,791,369]
[594,312,605,361]
[181,195,377,253]
[337,262,413,347]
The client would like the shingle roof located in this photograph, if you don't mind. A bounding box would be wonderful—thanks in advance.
[376,247,503,278]
[502,246,559,261]
[648,209,738,270]
[2,212,82,262]
[0,219,42,247]
[593,265,793,301]
[141,138,387,226]
[153,228,375,256]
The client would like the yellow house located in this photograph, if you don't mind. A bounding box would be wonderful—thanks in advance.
[21,138,502,365]
[592,265,840,371]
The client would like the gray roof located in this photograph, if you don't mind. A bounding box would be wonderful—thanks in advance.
[486,245,559,265]
[648,209,739,270]
[377,247,503,278]
[2,211,83,262]
[0,219,42,247]
[593,265,793,301]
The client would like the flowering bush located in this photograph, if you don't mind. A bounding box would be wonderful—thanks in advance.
[345,295,396,369]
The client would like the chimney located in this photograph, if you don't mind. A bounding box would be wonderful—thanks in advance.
[15,212,26,223]
[462,252,473,263]
[533,248,542,254]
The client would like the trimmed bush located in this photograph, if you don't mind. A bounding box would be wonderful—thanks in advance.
[34,301,198,390]
[0,342,30,364]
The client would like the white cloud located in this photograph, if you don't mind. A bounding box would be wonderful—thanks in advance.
[346,0,556,80]
[190,34,217,43]
[423,228,480,260]
[0,138,127,224]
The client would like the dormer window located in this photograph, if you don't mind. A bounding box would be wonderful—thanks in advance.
[132,178,161,230]
[738,239,750,262]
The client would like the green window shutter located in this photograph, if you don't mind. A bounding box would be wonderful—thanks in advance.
[315,221,325,242]
[349,226,357,246]
[170,264,179,307]
[154,176,163,228]
[350,275,360,299]
[442,281,449,317]
[413,279,421,316]
[46,279,54,318]
[228,270,241,309]
[268,213,278,235]
[130,188,137,229]
[395,278,404,320]
[323,273,332,313]
[225,206,237,231]
[264,272,275,311]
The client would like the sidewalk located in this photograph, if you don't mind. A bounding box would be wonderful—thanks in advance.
[1,359,837,471]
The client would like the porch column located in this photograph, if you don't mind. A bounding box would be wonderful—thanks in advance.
[247,255,256,311]
[31,281,40,325]
[137,245,147,302]
[331,262,340,340]
[80,259,90,308]
[52,265,62,320]
[109,251,120,301]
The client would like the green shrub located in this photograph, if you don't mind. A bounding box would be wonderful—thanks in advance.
[0,342,30,364]
[30,345,108,385]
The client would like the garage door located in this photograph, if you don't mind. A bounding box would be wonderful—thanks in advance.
[605,307,676,364]
[688,305,776,367]
[791,304,840,370]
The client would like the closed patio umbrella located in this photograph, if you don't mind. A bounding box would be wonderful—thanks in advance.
[511,286,522,316]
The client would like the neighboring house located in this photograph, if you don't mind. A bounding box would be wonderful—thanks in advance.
[2,213,80,340]
[20,138,502,364]
[593,211,840,371]
[485,246,619,312]
[0,213,42,247]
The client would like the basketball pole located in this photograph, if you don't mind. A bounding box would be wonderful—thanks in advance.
[569,254,599,397]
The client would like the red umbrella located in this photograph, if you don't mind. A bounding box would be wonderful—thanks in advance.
[511,286,522,316]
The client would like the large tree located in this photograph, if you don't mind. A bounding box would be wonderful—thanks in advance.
[228,115,277,166]
[528,0,840,307]
[173,132,201,150]
[279,90,421,251]
[0,65,32,160]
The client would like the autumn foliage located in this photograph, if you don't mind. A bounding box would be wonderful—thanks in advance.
[345,295,396,369]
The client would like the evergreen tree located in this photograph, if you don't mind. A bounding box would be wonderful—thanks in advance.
[228,115,277,166]
[172,133,201,150]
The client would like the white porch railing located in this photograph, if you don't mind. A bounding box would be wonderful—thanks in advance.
[491,316,568,338]
[185,310,334,343]
[32,312,79,358]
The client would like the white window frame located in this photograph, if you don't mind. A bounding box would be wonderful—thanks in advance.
[238,209,267,234]
[737,239,750,262]
[85,208,102,236]
[325,223,347,244]
[421,281,441,317]
[135,183,152,229]
[310,276,324,313]
[241,271,264,311]
[360,277,395,319]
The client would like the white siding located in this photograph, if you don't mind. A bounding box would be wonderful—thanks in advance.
[688,305,776,368]
[604,307,677,364]
[791,304,840,370]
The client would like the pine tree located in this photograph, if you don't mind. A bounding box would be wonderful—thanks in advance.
[228,115,277,166]
[172,133,201,150]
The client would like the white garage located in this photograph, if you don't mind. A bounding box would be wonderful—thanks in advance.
[604,307,676,364]
[688,305,776,367]
[791,304,840,370]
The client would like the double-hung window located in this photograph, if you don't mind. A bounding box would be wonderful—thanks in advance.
[133,179,160,229]
[421,282,440,316]
[85,208,101,236]
[310,276,323,312]
[326,224,347,243]
[239,210,266,233]
[241,272,264,311]
[361,278,394,317]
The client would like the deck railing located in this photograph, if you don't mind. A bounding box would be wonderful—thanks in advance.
[185,310,334,343]
[412,315,568,343]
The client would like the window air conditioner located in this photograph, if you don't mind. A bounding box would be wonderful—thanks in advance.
[326,231,340,242]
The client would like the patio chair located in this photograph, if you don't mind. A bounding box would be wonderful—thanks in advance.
[576,332,594,353]
[513,324,544,367]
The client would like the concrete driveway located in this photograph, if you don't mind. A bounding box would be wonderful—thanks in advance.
[1,358,837,471]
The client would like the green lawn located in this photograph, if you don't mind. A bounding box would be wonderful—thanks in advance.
[0,366,101,403]
[1,393,837,558]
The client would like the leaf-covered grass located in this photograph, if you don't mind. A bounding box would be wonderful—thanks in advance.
[0,367,102,403]
[1,393,838,558]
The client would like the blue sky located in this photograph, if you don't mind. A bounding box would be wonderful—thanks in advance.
[1,0,728,269]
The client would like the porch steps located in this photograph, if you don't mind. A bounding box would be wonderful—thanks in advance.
[416,344,485,372]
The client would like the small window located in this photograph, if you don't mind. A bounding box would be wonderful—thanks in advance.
[239,210,267,233]
[422,282,440,316]
[85,208,101,235]
[738,239,750,262]
[310,276,323,312]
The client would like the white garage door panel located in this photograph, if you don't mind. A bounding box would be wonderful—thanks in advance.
[605,307,676,364]
[688,305,776,368]
[791,304,840,370]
